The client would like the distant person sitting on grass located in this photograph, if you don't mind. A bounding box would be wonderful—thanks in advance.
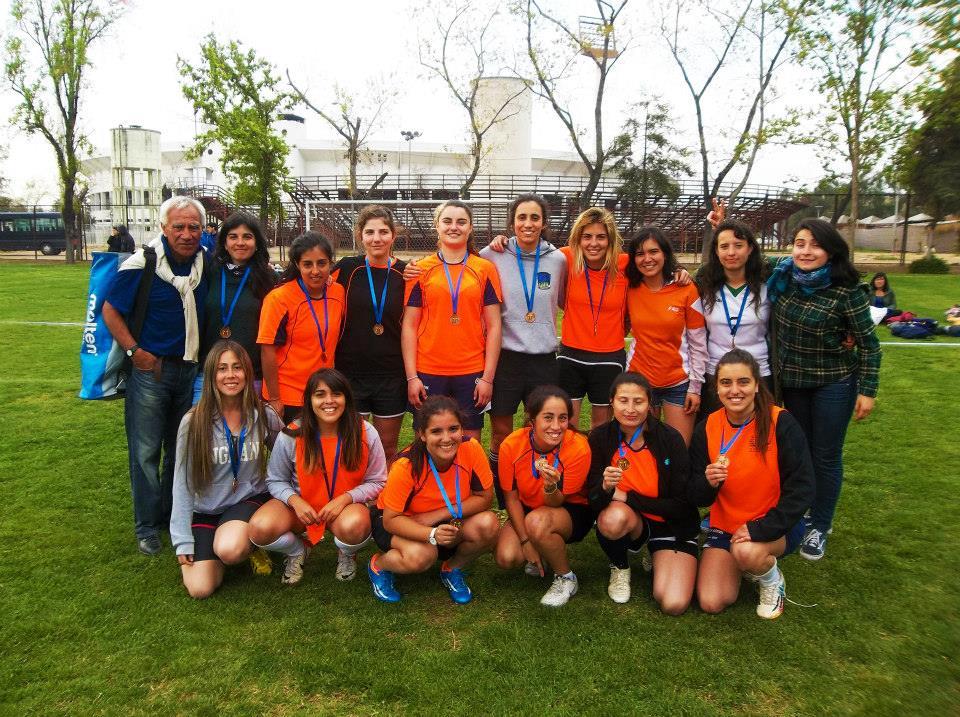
[170,341,283,598]
[869,272,897,311]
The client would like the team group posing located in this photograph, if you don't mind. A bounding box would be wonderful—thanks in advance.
[102,193,881,619]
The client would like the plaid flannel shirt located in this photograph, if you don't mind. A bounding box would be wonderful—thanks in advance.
[772,283,881,397]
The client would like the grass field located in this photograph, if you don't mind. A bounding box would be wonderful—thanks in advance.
[1,264,958,716]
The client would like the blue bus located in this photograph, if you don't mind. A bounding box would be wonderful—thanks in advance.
[0,212,66,255]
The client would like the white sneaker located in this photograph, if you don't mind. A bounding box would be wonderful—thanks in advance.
[335,549,357,582]
[756,570,786,619]
[281,542,311,585]
[607,566,631,604]
[523,561,541,577]
[540,573,578,607]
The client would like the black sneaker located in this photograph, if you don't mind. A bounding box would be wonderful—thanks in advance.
[138,535,162,556]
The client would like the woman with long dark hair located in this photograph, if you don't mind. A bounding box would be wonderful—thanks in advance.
[768,218,880,561]
[691,349,814,619]
[248,368,387,585]
[170,341,283,598]
[367,395,500,604]
[257,232,346,423]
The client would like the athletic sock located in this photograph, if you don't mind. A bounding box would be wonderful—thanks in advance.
[334,534,371,555]
[254,531,303,557]
[754,560,781,587]
[559,570,575,580]
[489,451,504,508]
[597,532,631,569]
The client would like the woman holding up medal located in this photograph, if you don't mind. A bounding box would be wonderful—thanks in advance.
[691,349,814,619]
[493,386,593,607]
[171,340,284,598]
[588,372,699,614]
[402,200,503,441]
[624,227,708,446]
[333,206,408,462]
[248,369,387,585]
[367,395,499,604]
[194,212,278,403]
[257,232,346,423]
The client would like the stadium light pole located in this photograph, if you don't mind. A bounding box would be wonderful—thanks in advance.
[401,130,421,192]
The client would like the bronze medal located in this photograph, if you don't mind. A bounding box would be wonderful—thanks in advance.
[373,323,384,336]
[450,518,463,529]
[450,314,460,325]
[716,454,730,468]
[525,311,536,323]
[617,457,630,471]
[219,326,232,339]
[535,458,549,473]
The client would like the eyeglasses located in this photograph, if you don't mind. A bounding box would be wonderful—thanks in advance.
[170,223,202,233]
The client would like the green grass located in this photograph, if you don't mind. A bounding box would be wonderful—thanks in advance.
[1,263,958,716]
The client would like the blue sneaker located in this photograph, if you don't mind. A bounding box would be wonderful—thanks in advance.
[439,566,473,604]
[799,528,826,561]
[367,556,401,603]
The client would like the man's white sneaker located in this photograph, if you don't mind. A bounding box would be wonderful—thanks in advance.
[540,574,578,607]
[756,570,786,619]
[281,542,311,585]
[335,549,357,582]
[607,566,631,604]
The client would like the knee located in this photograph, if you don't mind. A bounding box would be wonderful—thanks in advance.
[247,516,275,545]
[184,580,217,600]
[472,511,501,542]
[335,509,371,544]
[214,541,250,566]
[697,593,729,615]
[731,543,766,573]
[406,546,437,573]
[524,510,552,541]
[657,594,691,617]
[495,546,523,570]
[597,509,627,538]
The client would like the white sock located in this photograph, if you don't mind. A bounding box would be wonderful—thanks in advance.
[754,560,781,587]
[254,532,303,557]
[334,534,371,556]
[560,570,576,580]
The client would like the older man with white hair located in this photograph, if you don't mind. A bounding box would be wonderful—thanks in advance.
[103,196,210,555]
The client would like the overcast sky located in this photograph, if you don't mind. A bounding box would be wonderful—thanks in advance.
[0,0,830,201]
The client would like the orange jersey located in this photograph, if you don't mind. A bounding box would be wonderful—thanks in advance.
[498,427,591,509]
[377,438,493,516]
[706,406,783,534]
[559,247,629,353]
[257,280,346,406]
[625,281,707,389]
[296,433,369,545]
[611,439,664,522]
[404,253,502,375]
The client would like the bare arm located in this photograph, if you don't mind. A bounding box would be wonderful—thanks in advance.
[401,305,427,407]
[259,344,284,416]
[474,303,502,406]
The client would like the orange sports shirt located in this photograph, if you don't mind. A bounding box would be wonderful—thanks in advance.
[559,247,629,353]
[705,406,783,534]
[625,281,706,388]
[257,280,346,406]
[296,433,370,545]
[497,427,591,509]
[612,439,664,522]
[377,438,493,516]
[405,253,502,375]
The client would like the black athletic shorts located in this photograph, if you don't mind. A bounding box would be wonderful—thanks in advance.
[190,491,271,562]
[347,373,408,418]
[491,349,559,416]
[557,345,626,406]
[629,518,699,558]
[369,506,457,562]
[522,501,595,544]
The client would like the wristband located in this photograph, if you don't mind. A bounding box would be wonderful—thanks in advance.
[476,377,492,386]
[407,376,420,382]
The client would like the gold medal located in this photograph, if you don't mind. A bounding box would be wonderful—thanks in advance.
[617,457,630,471]
[450,314,460,325]
[219,326,232,339]
[716,454,729,468]
[525,311,536,323]
[373,323,384,335]
[535,458,549,473]
[450,518,463,529]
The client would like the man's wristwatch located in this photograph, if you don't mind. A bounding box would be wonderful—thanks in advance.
[428,527,439,546]
[125,344,140,358]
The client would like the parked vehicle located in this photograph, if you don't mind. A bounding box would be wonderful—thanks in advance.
[0,212,66,255]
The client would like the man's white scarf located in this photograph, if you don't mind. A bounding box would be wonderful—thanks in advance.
[119,235,204,361]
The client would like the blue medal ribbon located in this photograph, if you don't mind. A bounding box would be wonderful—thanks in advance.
[719,418,753,458]
[297,277,329,358]
[515,240,541,318]
[316,433,341,501]
[427,454,462,520]
[439,251,467,318]
[720,285,750,343]
[529,430,561,480]
[364,257,392,328]
[220,417,247,490]
[220,266,251,331]
[617,425,644,466]
[585,267,609,335]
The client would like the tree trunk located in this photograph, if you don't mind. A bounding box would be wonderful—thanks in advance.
[62,180,77,264]
[348,140,359,198]
[461,136,482,199]
[848,147,859,261]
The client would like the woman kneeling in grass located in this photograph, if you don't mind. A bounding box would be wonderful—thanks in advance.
[171,340,283,598]
[367,396,500,604]
[493,385,593,607]
[248,369,387,585]
[691,349,814,619]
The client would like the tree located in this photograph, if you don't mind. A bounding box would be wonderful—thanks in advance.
[797,0,920,253]
[662,0,806,222]
[5,0,121,263]
[287,72,392,198]
[611,100,692,232]
[178,35,294,221]
[419,2,528,197]
[520,0,630,209]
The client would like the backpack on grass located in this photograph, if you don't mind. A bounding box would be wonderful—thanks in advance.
[889,318,937,340]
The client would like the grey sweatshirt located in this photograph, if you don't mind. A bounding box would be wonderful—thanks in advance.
[266,420,387,506]
[480,238,567,354]
[170,408,284,556]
